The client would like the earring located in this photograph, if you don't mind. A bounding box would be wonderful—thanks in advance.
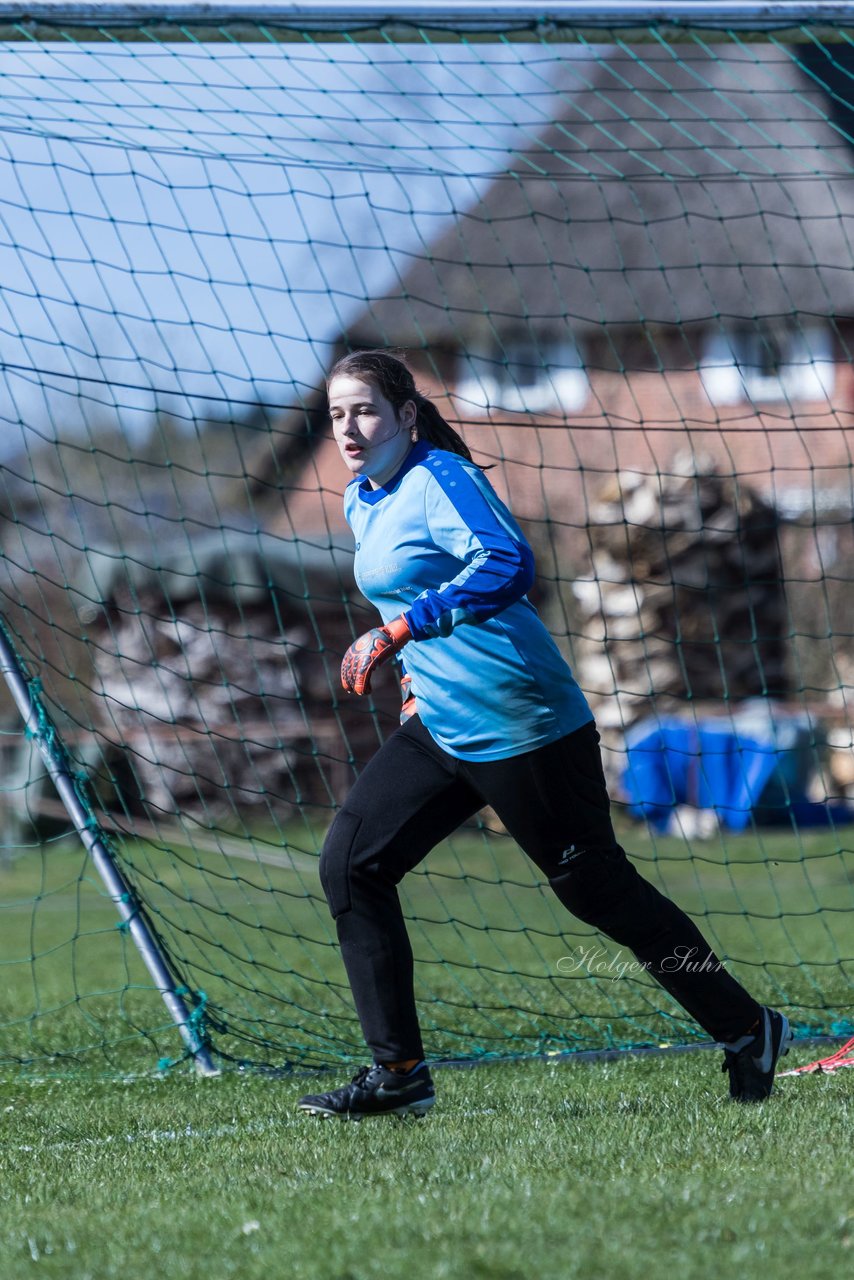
[410,428,419,443]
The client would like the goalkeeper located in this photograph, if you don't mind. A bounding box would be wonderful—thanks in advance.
[298,349,791,1120]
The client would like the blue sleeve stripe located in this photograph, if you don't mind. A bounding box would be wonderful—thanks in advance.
[427,453,521,543]
[405,456,535,641]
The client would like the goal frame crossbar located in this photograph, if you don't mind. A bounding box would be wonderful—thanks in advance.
[1,3,854,42]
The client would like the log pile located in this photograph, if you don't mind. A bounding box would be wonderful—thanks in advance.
[87,590,400,825]
[91,600,306,819]
[572,455,790,732]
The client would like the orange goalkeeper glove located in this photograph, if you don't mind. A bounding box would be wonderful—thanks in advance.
[341,615,412,696]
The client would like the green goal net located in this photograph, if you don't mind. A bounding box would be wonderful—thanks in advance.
[0,4,852,1075]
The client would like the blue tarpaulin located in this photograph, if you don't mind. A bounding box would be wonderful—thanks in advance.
[621,706,852,832]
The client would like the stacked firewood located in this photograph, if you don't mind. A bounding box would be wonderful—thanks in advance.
[572,456,789,731]
[90,599,307,818]
[88,595,399,823]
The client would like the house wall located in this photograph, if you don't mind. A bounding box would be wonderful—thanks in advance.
[452,365,854,529]
[269,350,854,548]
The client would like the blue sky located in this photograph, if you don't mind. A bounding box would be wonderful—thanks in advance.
[0,36,581,453]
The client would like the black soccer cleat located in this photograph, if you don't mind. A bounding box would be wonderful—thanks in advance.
[721,1007,793,1102]
[297,1061,436,1120]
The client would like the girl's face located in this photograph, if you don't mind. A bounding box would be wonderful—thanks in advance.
[328,375,416,489]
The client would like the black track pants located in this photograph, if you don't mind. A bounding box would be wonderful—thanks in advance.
[319,716,761,1061]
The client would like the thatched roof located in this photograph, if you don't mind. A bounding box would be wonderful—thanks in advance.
[344,42,854,344]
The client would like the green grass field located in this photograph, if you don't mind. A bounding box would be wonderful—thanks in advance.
[1,818,852,1278]
[1,1054,852,1279]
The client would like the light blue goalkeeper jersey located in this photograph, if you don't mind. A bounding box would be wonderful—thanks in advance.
[344,440,593,761]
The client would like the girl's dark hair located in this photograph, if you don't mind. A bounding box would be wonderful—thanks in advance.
[326,349,474,463]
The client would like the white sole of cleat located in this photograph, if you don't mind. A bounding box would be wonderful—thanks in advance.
[298,1098,435,1120]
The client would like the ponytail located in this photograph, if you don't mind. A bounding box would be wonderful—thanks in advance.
[327,349,475,464]
[411,394,473,463]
